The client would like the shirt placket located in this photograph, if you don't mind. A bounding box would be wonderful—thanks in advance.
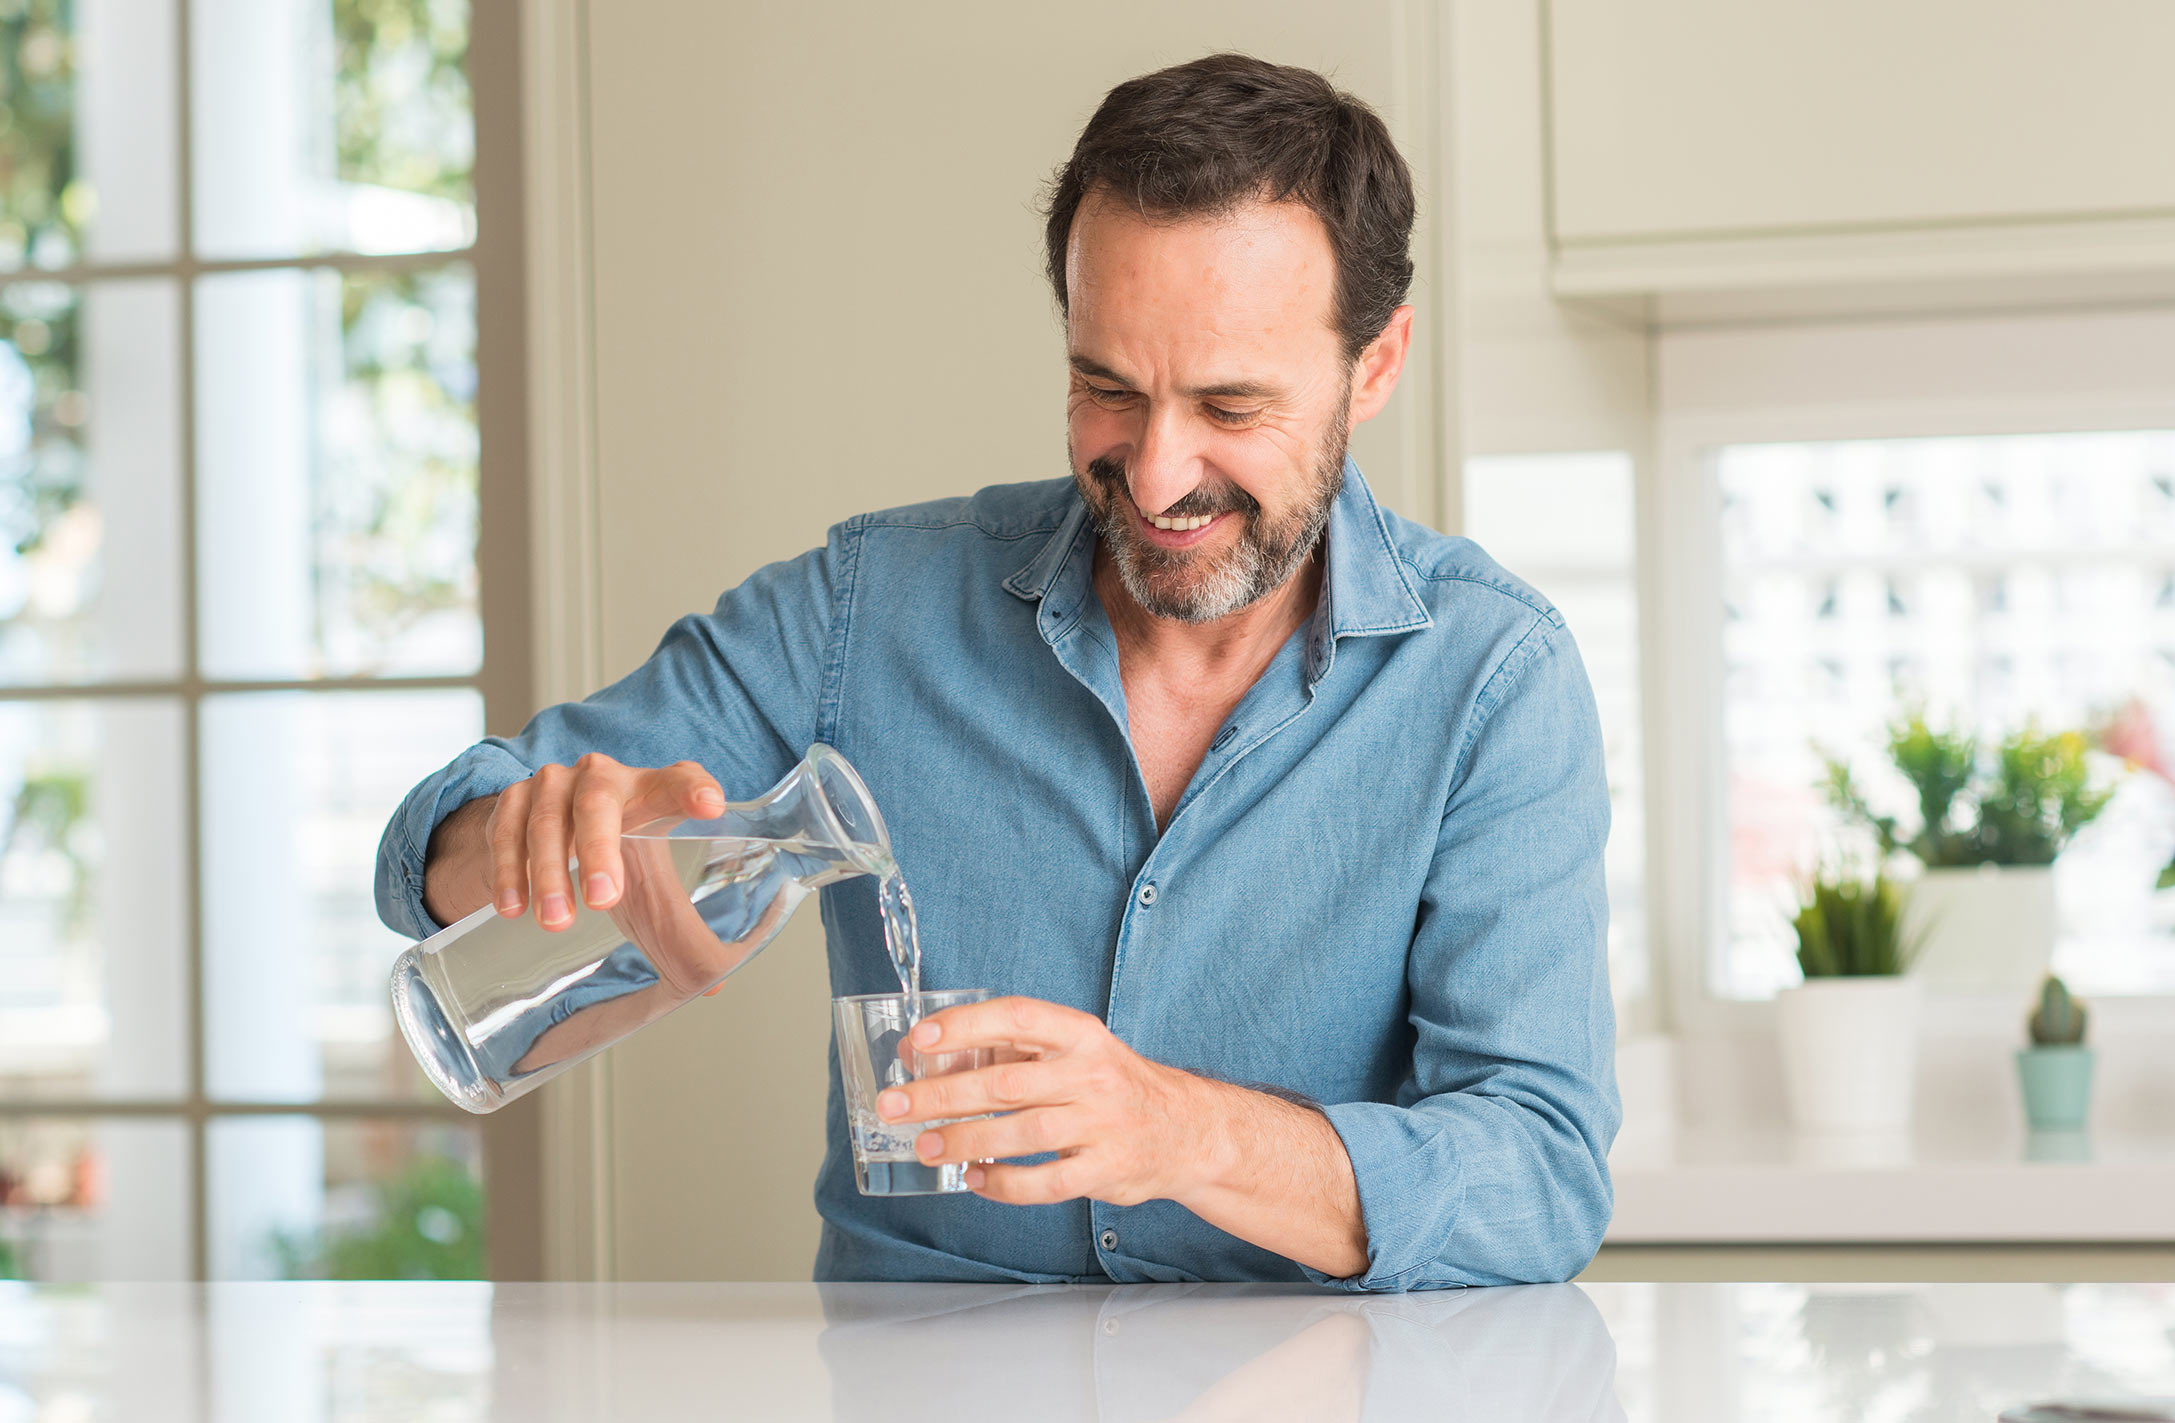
[1045,583,1333,1281]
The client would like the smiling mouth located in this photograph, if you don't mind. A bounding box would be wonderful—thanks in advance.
[1135,505,1226,547]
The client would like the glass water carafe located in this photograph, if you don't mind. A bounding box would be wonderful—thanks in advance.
[390,744,896,1113]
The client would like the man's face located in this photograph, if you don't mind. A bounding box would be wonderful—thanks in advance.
[1063,191,1353,624]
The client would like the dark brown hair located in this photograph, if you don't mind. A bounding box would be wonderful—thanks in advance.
[1043,53,1416,361]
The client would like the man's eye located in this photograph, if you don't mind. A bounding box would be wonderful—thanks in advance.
[1205,405,1256,425]
[1087,385,1133,404]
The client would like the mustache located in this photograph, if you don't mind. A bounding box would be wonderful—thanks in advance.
[1086,454,1261,521]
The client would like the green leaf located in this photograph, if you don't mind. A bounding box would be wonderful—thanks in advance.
[1792,869,1912,977]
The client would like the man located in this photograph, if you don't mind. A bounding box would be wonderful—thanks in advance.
[378,53,1618,1290]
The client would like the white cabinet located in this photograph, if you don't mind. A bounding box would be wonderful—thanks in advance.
[1544,0,2175,304]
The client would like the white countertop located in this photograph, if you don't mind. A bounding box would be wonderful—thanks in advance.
[1608,1126,2175,1243]
[6,1280,2175,1420]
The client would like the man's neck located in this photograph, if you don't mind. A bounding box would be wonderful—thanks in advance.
[1092,542,1325,686]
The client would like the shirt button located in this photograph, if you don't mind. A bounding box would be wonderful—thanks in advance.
[1136,883,1157,907]
[1099,1228,1118,1251]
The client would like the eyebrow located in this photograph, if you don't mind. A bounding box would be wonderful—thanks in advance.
[1068,353,1280,402]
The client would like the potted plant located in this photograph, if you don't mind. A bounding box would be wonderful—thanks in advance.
[1776,870,1924,1133]
[1824,716,2113,991]
[2016,974,2094,1132]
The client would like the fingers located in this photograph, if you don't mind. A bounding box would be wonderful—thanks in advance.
[570,754,627,910]
[493,754,722,931]
[626,760,725,831]
[879,1058,1058,1125]
[965,1158,1083,1207]
[525,763,577,929]
[670,761,726,820]
[486,781,532,917]
[909,1102,1066,1165]
[907,995,1094,1057]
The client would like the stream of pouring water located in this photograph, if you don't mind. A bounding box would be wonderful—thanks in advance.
[876,863,922,1007]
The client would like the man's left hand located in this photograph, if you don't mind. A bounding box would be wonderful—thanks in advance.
[874,995,1218,1207]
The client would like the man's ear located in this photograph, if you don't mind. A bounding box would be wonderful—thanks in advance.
[1346,305,1414,426]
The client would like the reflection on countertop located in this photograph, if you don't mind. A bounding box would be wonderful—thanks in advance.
[815,1281,1619,1422]
[3,1279,2175,1420]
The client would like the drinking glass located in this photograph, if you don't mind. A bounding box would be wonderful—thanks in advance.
[834,989,992,1195]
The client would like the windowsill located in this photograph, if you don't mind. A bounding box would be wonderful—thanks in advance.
[1607,1123,2175,1243]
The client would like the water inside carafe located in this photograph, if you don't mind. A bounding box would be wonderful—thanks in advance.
[392,839,923,1112]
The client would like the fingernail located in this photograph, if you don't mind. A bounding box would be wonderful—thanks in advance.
[541,893,571,926]
[585,872,614,907]
[696,791,724,812]
[912,1021,941,1047]
[877,1090,907,1120]
[495,890,522,916]
[964,1167,985,1189]
[916,1132,943,1162]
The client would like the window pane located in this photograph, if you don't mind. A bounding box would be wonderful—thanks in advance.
[0,0,177,270]
[0,699,186,1100]
[0,280,183,684]
[201,689,483,1103]
[206,1116,483,1281]
[0,1117,191,1280]
[196,265,480,680]
[1715,431,2175,998]
[191,0,474,258]
[1464,452,1649,1015]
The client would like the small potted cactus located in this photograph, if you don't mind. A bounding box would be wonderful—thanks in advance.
[2016,974,2094,1131]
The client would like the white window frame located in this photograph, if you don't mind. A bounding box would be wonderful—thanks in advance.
[1646,307,2175,1040]
[0,0,538,1281]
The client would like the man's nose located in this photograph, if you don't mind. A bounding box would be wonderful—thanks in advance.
[1128,404,1205,517]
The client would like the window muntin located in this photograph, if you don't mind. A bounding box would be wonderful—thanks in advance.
[0,0,498,1282]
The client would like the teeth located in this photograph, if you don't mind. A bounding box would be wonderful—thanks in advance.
[1150,514,1213,531]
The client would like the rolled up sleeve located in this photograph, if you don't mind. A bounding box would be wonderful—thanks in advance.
[1308,616,1619,1291]
[374,528,849,941]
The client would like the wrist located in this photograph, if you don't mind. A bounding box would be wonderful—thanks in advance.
[1163,1069,1247,1206]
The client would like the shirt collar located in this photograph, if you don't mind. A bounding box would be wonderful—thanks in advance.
[1004,460,1432,676]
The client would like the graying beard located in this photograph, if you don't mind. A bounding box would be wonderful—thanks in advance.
[1100,449,1345,625]
[1112,505,1308,623]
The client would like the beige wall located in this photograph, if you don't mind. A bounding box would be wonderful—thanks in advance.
[562,0,1448,1281]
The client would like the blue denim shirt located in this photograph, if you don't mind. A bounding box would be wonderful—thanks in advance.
[376,463,1619,1290]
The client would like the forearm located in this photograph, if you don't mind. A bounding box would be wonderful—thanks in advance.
[422,794,498,928]
[1174,1075,1368,1280]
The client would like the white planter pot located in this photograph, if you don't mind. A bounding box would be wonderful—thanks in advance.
[1775,976,1922,1133]
[1903,865,2056,992]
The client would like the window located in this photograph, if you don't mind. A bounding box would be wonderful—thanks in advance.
[1715,431,2175,999]
[1464,452,1650,1021]
[0,0,523,1282]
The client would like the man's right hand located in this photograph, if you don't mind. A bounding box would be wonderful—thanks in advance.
[422,755,725,932]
